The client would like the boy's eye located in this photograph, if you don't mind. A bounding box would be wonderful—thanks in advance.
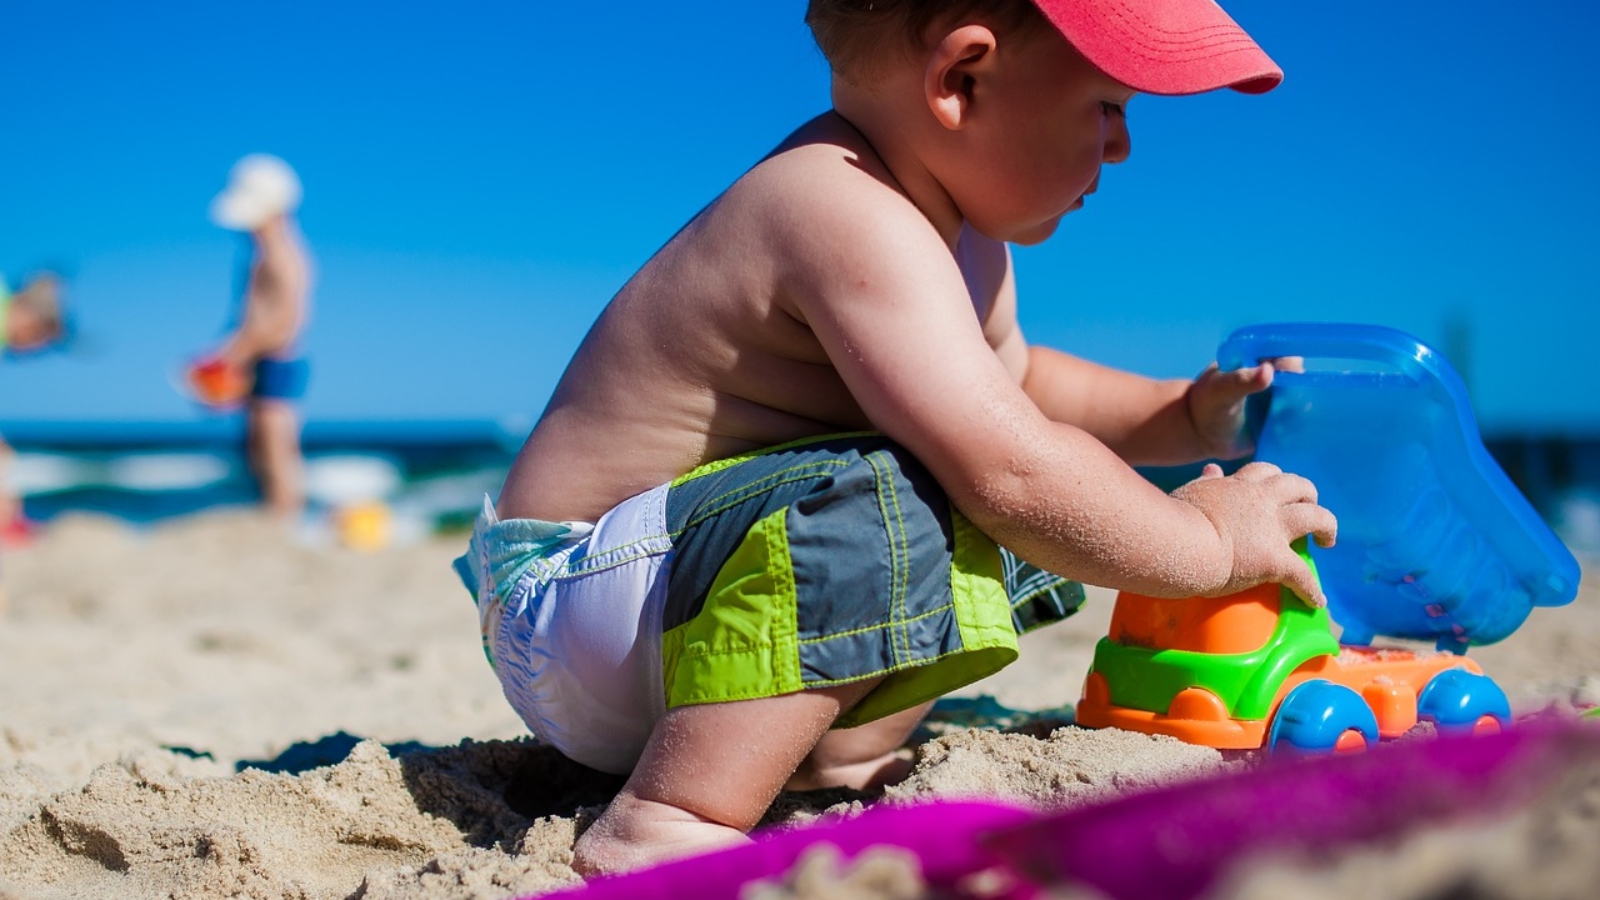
[1100,101,1125,118]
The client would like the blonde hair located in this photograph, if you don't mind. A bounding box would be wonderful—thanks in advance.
[805,0,1046,83]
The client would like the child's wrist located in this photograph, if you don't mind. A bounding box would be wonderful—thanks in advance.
[1167,480,1242,594]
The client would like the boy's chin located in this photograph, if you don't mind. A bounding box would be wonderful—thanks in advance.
[967,212,1065,246]
[1008,216,1064,246]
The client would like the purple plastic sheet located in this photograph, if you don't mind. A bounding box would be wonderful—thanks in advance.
[530,722,1598,900]
[982,722,1600,900]
[538,799,1034,900]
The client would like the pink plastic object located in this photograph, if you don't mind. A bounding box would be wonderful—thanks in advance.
[0,515,35,547]
[534,800,1036,900]
[981,721,1600,900]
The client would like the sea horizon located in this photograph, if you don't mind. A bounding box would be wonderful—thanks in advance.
[4,417,1600,557]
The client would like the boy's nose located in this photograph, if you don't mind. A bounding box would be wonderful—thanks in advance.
[1103,117,1131,164]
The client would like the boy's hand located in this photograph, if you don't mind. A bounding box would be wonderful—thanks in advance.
[1171,460,1337,606]
[1185,357,1302,460]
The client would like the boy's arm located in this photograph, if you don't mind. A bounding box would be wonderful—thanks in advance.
[780,182,1331,602]
[989,286,1283,466]
[1023,345,1222,466]
[1018,341,1197,467]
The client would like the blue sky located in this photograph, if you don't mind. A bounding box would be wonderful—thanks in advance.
[3,1,1597,434]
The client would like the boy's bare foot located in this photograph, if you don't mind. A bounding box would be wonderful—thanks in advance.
[572,791,750,877]
[573,680,903,877]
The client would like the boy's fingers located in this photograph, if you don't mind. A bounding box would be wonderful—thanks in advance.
[1279,555,1327,608]
[1269,355,1305,374]
[1222,364,1267,395]
[1267,471,1319,505]
[1200,462,1224,479]
[1283,504,1338,548]
[1287,578,1327,609]
[1233,461,1282,481]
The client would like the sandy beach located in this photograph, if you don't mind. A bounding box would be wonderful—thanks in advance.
[1,510,1596,900]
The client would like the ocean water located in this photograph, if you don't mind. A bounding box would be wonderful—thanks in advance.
[5,419,524,536]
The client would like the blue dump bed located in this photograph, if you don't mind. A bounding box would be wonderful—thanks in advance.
[1218,323,1579,652]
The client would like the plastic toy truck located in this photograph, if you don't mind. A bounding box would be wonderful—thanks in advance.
[1078,542,1514,753]
[1076,323,1581,754]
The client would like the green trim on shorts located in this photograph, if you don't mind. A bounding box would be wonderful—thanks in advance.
[837,510,1019,727]
[669,431,879,488]
[661,506,803,706]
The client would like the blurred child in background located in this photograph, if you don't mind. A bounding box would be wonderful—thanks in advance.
[0,437,20,547]
[2,271,70,538]
[2,270,72,600]
[190,154,314,522]
[1,271,67,358]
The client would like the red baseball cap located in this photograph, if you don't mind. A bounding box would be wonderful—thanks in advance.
[1031,0,1282,95]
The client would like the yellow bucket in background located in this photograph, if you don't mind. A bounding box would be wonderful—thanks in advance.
[334,500,393,552]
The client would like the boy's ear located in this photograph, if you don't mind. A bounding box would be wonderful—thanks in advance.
[925,24,999,131]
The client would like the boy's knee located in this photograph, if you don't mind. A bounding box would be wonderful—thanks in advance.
[789,698,931,791]
[787,748,915,793]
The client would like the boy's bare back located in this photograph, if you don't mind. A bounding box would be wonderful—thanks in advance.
[501,113,971,524]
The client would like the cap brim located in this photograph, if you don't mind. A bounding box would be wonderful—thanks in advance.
[1033,0,1283,95]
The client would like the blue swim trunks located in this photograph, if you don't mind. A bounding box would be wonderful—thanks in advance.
[454,433,1084,773]
[251,356,309,400]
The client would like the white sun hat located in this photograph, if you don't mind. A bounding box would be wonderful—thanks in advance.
[209,154,302,231]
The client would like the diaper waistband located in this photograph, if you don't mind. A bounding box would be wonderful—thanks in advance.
[453,496,594,666]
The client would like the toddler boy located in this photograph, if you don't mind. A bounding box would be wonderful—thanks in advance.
[459,0,1335,875]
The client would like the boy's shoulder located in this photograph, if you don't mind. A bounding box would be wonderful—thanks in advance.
[719,114,958,268]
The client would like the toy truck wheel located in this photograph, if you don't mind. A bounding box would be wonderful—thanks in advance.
[1267,681,1381,755]
[1418,669,1511,736]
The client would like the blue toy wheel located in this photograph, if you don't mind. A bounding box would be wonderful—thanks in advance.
[1418,669,1511,735]
[1268,680,1381,755]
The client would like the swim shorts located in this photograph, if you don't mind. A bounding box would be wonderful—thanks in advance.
[251,356,309,401]
[454,433,1084,774]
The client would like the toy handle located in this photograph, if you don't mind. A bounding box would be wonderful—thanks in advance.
[1217,322,1448,382]
[1218,322,1470,446]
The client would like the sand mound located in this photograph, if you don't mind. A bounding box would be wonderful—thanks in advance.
[886,726,1232,810]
